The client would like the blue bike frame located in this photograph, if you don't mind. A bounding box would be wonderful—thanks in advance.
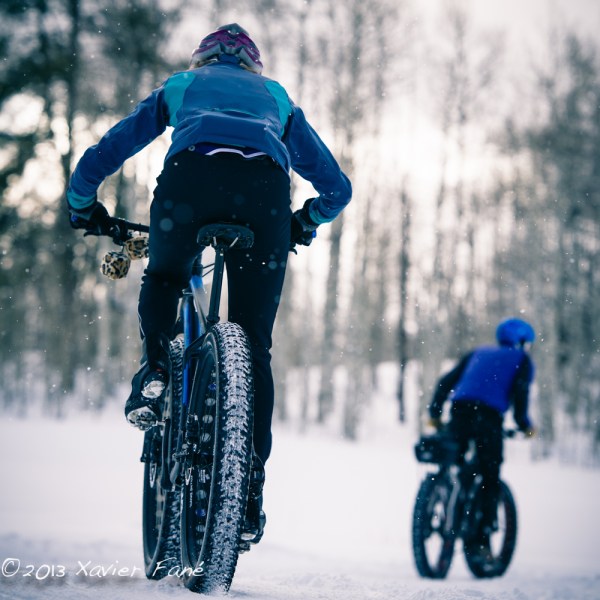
[181,247,227,407]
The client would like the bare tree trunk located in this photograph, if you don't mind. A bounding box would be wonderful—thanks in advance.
[397,188,411,422]
[272,0,314,424]
[49,0,82,416]
[317,214,344,422]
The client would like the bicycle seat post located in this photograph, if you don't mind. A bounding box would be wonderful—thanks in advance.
[196,223,254,331]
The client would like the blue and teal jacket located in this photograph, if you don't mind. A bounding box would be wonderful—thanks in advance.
[67,58,352,224]
[429,345,535,430]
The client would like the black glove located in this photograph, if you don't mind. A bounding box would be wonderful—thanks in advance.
[291,198,319,247]
[427,417,442,431]
[69,201,113,236]
[518,423,536,438]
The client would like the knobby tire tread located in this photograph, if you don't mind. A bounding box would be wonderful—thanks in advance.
[182,322,254,594]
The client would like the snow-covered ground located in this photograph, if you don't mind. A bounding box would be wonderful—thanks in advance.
[1,395,599,600]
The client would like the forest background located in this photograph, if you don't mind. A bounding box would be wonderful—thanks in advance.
[1,0,599,464]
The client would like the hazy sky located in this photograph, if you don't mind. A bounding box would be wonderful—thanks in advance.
[455,0,600,55]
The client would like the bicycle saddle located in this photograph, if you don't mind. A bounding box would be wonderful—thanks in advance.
[196,223,254,249]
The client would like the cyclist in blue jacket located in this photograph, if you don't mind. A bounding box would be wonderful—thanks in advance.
[67,23,352,545]
[427,318,536,550]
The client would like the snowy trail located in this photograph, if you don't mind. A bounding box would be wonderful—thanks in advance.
[1,409,599,599]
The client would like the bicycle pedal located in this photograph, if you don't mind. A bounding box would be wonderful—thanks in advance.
[238,541,251,554]
[142,381,166,400]
[127,407,159,431]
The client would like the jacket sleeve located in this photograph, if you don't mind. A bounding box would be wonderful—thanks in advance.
[67,86,170,211]
[428,353,472,419]
[283,105,352,224]
[511,355,535,430]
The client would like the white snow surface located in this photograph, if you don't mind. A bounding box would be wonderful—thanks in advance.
[1,397,599,600]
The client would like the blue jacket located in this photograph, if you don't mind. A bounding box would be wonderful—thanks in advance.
[67,59,351,224]
[429,345,535,430]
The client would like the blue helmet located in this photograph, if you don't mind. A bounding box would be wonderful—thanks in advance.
[496,318,535,347]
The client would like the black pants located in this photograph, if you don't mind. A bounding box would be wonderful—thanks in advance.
[448,401,504,534]
[138,150,291,464]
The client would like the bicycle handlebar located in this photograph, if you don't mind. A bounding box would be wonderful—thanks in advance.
[428,424,527,439]
[108,218,149,243]
[84,217,150,245]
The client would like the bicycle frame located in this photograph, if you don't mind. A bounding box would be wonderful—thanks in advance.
[441,462,482,540]
[171,246,227,486]
[416,436,484,542]
[100,218,254,490]
[182,257,208,408]
[170,227,254,488]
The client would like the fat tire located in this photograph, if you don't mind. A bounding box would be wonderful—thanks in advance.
[464,480,518,578]
[142,337,184,579]
[412,473,455,579]
[180,322,254,594]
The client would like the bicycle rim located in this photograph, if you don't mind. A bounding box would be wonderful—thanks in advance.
[142,337,184,579]
[412,474,455,578]
[180,322,254,594]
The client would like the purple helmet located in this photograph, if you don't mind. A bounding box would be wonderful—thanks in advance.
[190,23,263,74]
